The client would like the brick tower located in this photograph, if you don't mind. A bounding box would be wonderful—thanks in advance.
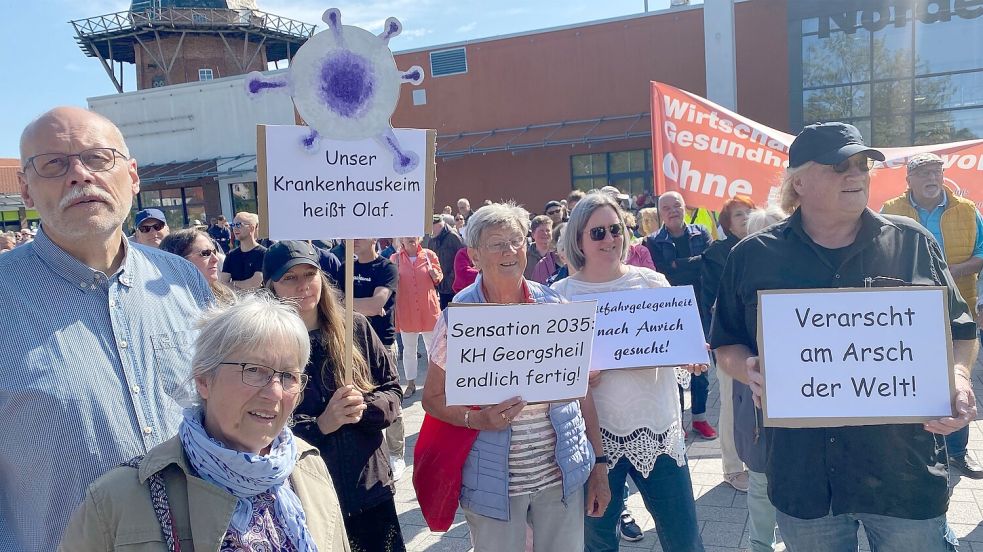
[71,0,314,92]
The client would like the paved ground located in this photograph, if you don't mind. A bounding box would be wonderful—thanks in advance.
[391,346,983,551]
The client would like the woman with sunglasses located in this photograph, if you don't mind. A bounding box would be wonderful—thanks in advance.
[551,192,705,552]
[263,240,406,552]
[160,228,235,305]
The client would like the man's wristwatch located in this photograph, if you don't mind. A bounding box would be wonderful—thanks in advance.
[594,455,609,466]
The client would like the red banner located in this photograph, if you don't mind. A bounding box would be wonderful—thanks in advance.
[651,81,983,212]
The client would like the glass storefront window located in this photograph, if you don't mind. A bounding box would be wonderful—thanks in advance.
[231,182,258,216]
[872,115,912,147]
[915,16,983,74]
[570,149,651,198]
[802,30,871,88]
[914,107,983,146]
[915,72,983,112]
[184,186,206,226]
[803,84,870,122]
[871,23,912,80]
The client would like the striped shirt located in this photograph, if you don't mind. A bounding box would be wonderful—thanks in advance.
[0,228,212,552]
[507,403,562,495]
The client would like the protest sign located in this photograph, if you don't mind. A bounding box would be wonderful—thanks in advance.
[444,301,597,406]
[573,286,710,370]
[257,124,435,240]
[757,287,955,428]
[650,81,983,213]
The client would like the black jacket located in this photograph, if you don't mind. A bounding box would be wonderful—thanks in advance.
[292,314,403,516]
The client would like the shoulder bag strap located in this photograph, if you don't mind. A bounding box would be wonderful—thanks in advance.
[121,456,182,552]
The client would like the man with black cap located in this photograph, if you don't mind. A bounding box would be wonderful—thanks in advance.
[711,122,978,550]
[880,151,983,479]
[132,208,169,248]
[544,200,565,226]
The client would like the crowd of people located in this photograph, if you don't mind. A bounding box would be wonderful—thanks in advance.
[0,106,979,552]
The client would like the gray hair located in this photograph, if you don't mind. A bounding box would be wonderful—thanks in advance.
[184,292,311,405]
[441,213,456,227]
[464,201,531,249]
[747,205,789,234]
[561,192,629,271]
[778,162,812,213]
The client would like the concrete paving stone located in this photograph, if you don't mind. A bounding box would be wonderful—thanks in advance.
[700,521,746,547]
[695,485,739,507]
[415,534,473,552]
[696,504,749,524]
[948,502,983,525]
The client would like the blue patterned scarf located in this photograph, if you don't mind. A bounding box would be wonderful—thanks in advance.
[179,407,318,552]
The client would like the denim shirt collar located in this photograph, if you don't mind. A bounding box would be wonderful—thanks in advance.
[32,225,136,291]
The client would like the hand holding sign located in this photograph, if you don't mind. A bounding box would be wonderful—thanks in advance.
[317,385,368,434]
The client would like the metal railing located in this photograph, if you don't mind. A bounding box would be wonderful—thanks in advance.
[71,8,316,38]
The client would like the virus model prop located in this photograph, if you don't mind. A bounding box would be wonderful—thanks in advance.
[247,8,425,173]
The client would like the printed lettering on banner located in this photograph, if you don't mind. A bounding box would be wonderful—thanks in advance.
[650,81,983,213]
[444,301,597,406]
[573,286,710,370]
[756,287,955,428]
[257,125,435,240]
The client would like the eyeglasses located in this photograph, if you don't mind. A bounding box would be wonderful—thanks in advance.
[831,156,875,174]
[231,221,250,229]
[589,224,624,241]
[546,209,562,216]
[188,247,218,259]
[138,222,166,233]
[482,237,526,254]
[24,148,127,178]
[219,362,309,394]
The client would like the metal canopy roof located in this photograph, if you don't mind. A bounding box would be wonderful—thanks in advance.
[437,113,652,158]
[139,154,256,185]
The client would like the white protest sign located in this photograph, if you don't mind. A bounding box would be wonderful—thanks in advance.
[573,286,710,370]
[258,125,434,240]
[757,287,955,428]
[444,301,597,406]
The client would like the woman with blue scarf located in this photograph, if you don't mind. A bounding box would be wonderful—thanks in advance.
[60,294,351,552]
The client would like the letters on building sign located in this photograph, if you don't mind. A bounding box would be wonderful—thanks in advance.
[817,0,983,37]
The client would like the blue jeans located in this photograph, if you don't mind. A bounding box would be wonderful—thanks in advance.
[585,455,704,552]
[945,425,969,458]
[679,372,710,416]
[776,510,958,552]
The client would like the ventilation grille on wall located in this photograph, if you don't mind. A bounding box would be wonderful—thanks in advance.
[429,47,468,77]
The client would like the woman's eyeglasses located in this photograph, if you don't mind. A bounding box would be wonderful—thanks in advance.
[138,222,166,233]
[589,224,624,241]
[188,248,218,259]
[219,362,309,394]
[831,156,874,174]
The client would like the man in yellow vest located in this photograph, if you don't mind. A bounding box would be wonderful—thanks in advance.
[881,152,983,479]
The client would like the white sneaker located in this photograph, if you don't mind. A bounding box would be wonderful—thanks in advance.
[390,456,406,481]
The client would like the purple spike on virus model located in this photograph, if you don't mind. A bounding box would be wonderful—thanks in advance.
[246,8,425,174]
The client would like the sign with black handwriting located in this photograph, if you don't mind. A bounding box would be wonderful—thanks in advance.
[444,301,597,406]
[257,125,435,240]
[757,287,955,428]
[573,286,710,370]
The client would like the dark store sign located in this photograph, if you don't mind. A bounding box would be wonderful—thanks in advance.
[818,0,983,37]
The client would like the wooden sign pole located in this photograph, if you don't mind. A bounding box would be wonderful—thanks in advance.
[343,238,355,386]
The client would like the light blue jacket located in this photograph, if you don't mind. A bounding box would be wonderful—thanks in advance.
[451,274,595,521]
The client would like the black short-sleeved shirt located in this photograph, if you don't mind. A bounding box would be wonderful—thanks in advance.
[341,256,398,346]
[221,245,267,282]
[710,208,976,521]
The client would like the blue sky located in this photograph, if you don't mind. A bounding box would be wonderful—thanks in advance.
[1,0,697,158]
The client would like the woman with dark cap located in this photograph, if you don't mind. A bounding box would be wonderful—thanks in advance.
[263,240,406,552]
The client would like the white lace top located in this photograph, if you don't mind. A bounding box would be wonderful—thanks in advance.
[551,266,687,476]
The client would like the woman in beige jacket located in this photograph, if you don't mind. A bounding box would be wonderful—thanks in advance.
[60,294,350,552]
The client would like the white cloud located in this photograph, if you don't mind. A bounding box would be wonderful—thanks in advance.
[456,21,477,33]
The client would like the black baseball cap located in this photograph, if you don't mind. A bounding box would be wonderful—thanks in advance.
[788,122,885,168]
[263,240,320,282]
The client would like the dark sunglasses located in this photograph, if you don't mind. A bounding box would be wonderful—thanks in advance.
[546,208,562,216]
[138,222,165,233]
[831,156,874,174]
[188,248,218,259]
[589,224,624,241]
